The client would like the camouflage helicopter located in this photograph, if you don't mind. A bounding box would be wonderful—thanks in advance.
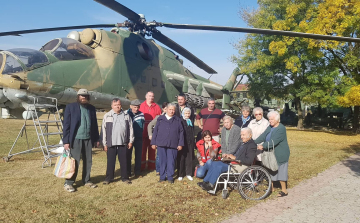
[0,0,359,119]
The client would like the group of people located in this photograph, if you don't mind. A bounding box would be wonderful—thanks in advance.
[62,88,290,198]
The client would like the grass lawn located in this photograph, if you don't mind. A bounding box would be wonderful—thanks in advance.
[0,117,359,222]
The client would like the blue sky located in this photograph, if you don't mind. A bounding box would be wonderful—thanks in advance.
[0,0,258,85]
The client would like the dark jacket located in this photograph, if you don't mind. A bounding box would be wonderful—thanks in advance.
[254,123,290,165]
[181,119,196,152]
[234,139,257,166]
[126,108,145,139]
[220,124,242,155]
[234,116,252,128]
[151,115,185,149]
[62,102,99,148]
[175,103,196,124]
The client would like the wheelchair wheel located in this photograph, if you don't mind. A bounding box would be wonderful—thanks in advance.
[237,165,272,200]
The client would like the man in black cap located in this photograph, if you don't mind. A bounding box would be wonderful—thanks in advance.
[126,99,145,177]
[62,89,99,192]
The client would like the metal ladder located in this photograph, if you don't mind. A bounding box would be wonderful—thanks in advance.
[4,96,64,168]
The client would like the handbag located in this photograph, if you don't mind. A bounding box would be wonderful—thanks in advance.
[261,140,278,171]
[53,150,76,178]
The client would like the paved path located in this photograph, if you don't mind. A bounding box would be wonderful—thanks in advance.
[223,153,360,223]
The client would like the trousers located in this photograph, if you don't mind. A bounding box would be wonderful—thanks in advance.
[65,139,92,186]
[106,145,129,181]
[195,159,213,178]
[127,139,143,176]
[158,147,178,181]
[177,145,194,177]
[141,137,156,170]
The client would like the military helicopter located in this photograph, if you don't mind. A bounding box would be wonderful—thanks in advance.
[0,0,359,119]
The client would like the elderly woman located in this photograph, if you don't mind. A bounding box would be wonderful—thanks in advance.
[177,108,196,181]
[220,116,242,156]
[248,107,270,161]
[234,105,252,128]
[151,103,184,183]
[255,111,290,197]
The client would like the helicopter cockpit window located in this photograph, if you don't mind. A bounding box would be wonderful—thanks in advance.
[137,42,153,61]
[41,38,94,61]
[7,48,48,69]
[2,54,24,75]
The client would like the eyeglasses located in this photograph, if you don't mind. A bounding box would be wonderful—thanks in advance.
[254,114,262,116]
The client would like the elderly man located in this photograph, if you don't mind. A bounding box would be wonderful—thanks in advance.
[126,99,145,177]
[139,91,162,171]
[196,99,225,142]
[198,127,257,191]
[102,98,134,184]
[220,116,242,156]
[63,89,99,192]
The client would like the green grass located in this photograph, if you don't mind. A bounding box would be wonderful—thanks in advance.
[0,118,359,222]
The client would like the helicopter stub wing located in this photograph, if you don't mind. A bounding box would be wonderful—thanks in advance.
[164,70,223,97]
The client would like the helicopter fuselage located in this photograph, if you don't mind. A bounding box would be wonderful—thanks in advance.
[0,28,225,117]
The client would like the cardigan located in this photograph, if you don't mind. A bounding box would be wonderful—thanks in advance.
[220,124,242,155]
[254,123,290,165]
[150,115,184,149]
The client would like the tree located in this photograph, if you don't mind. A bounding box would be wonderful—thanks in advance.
[234,0,340,129]
[234,0,360,131]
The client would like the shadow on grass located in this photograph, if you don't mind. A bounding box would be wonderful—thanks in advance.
[286,128,358,136]
[341,143,360,176]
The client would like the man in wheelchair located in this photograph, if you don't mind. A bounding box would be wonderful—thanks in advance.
[197,127,257,192]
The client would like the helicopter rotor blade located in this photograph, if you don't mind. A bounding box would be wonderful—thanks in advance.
[152,30,217,74]
[161,23,360,43]
[0,24,116,37]
[94,0,140,22]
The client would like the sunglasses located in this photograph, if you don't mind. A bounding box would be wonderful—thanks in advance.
[254,113,262,116]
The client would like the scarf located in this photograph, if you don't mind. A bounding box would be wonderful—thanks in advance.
[242,115,250,125]
[182,108,193,126]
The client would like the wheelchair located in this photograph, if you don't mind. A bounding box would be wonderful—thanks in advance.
[207,159,272,200]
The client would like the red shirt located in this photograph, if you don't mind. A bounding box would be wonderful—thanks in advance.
[139,101,162,136]
[196,108,225,136]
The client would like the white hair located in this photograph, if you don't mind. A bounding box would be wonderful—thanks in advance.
[167,103,176,109]
[241,127,252,135]
[267,111,280,122]
[223,115,234,124]
[182,107,191,115]
[242,105,251,112]
[253,107,263,115]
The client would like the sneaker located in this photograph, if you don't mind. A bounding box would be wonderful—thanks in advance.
[85,181,98,188]
[178,177,183,181]
[186,176,193,181]
[64,184,75,193]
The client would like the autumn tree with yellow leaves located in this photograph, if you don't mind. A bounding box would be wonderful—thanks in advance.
[234,0,360,131]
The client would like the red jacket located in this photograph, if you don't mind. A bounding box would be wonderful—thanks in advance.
[196,139,221,163]
[139,101,162,137]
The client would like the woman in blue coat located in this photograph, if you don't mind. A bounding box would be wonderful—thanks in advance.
[151,103,184,183]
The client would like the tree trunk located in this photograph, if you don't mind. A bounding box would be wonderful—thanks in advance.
[353,106,359,134]
[295,97,304,129]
